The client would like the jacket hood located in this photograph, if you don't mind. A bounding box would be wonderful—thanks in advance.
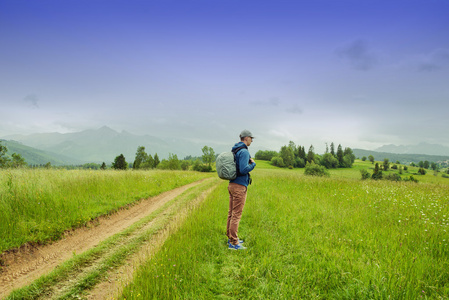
[232,141,247,151]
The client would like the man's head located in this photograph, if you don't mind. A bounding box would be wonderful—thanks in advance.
[240,129,254,146]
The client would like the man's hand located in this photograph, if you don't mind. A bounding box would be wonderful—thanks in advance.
[249,158,255,164]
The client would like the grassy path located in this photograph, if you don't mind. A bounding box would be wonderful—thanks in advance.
[2,177,220,299]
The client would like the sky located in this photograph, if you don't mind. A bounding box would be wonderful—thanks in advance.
[1,0,449,153]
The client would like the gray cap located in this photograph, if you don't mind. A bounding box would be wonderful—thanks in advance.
[239,129,255,139]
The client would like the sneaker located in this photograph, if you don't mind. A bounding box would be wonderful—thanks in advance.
[228,239,244,244]
[228,243,247,250]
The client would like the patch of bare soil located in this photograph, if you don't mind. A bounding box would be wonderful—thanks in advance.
[0,179,211,299]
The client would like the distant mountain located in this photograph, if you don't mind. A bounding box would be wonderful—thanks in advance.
[353,149,449,164]
[375,142,449,156]
[2,126,203,164]
[1,139,84,166]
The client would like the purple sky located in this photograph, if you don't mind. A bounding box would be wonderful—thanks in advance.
[1,0,449,152]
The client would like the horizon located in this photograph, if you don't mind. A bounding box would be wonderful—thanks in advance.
[3,125,449,157]
[1,0,449,153]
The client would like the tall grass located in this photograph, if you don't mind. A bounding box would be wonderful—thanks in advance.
[0,169,211,253]
[120,166,449,299]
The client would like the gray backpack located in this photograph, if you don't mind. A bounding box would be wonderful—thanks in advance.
[216,146,247,180]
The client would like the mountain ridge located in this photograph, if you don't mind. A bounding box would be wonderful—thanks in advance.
[1,126,203,164]
[375,142,449,156]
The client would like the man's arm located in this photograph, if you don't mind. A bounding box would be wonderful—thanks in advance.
[238,150,256,175]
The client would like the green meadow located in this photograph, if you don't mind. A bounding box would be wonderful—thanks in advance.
[120,160,449,299]
[0,169,211,253]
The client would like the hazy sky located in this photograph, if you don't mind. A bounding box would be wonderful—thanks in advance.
[1,0,448,153]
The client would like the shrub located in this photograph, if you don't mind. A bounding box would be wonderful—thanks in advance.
[391,164,398,170]
[360,169,371,180]
[192,160,212,172]
[271,156,285,168]
[321,153,339,169]
[384,173,402,182]
[442,173,449,178]
[304,161,330,177]
[181,161,190,171]
[404,175,418,183]
[418,168,426,175]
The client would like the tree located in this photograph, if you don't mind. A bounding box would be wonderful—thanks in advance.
[288,141,296,153]
[112,154,128,170]
[430,162,437,171]
[154,153,160,168]
[0,141,10,168]
[330,142,335,156]
[368,155,375,164]
[383,158,390,171]
[158,153,181,170]
[336,144,344,167]
[423,161,430,169]
[202,146,215,167]
[133,146,148,169]
[321,152,339,169]
[142,154,155,169]
[372,163,383,180]
[362,156,367,161]
[255,150,277,161]
[10,153,27,168]
[307,145,315,164]
[100,162,107,170]
[343,147,355,167]
[297,146,306,160]
[280,145,295,167]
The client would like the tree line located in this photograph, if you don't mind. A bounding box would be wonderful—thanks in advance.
[255,142,356,169]
[111,145,216,172]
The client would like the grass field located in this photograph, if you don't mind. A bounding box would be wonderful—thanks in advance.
[119,160,449,299]
[0,169,212,253]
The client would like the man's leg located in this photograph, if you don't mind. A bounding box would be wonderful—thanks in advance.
[226,184,234,240]
[227,183,247,245]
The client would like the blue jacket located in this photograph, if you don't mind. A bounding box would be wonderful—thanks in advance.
[230,142,256,187]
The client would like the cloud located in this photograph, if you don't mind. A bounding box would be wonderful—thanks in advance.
[23,94,40,109]
[336,39,378,71]
[417,48,449,72]
[286,104,303,114]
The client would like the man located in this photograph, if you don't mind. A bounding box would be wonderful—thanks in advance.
[227,129,256,250]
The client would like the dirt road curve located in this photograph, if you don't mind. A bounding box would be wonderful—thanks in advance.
[0,179,211,299]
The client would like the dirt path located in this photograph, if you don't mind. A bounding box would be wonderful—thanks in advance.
[0,178,215,299]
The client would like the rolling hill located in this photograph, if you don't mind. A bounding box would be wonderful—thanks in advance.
[1,140,84,166]
[1,126,205,164]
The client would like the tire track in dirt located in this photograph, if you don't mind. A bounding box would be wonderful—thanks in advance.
[0,178,212,299]
[86,181,219,300]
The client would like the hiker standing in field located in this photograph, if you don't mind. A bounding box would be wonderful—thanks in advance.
[227,129,256,250]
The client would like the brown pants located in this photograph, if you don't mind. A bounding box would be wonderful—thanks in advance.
[227,183,247,245]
